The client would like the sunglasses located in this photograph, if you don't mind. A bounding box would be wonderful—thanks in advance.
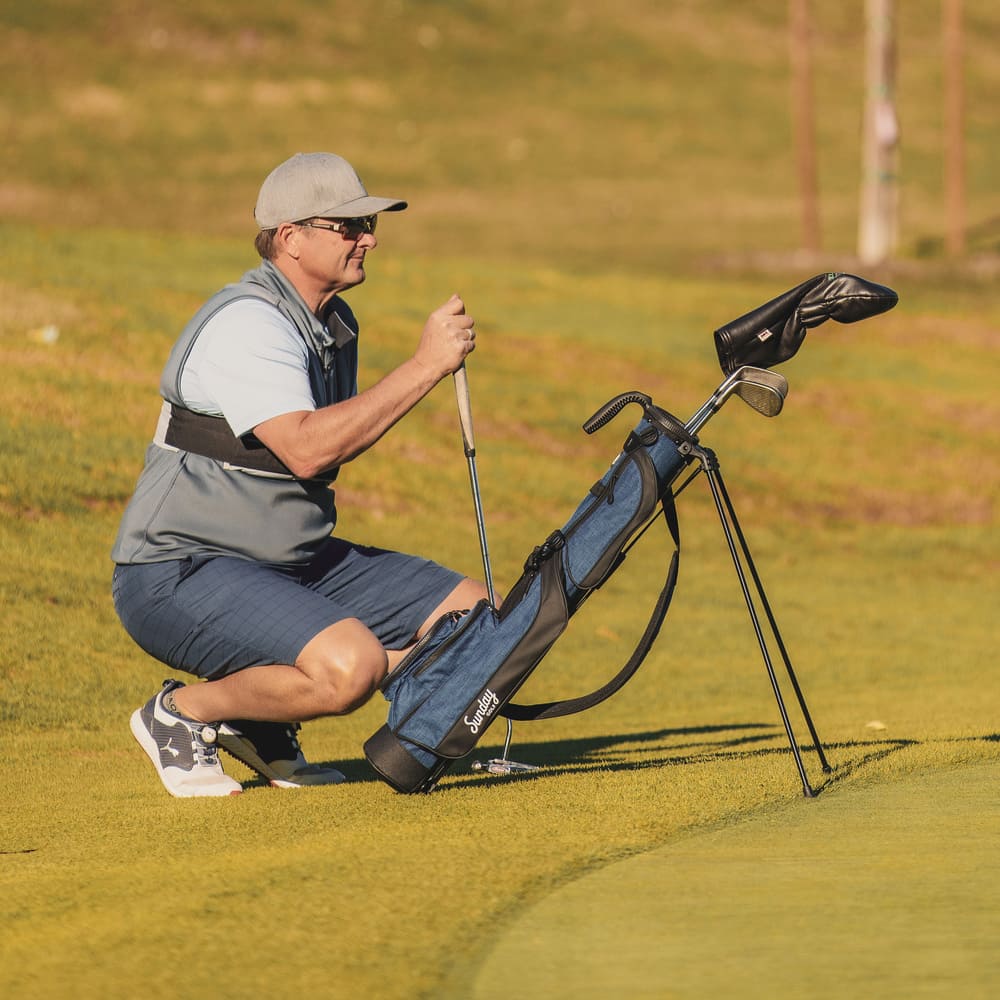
[299,216,378,240]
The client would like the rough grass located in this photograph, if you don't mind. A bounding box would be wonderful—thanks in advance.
[2,1,1000,269]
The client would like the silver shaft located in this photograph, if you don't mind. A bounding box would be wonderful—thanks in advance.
[454,365,518,769]
[685,369,744,434]
[465,452,497,607]
[453,364,497,607]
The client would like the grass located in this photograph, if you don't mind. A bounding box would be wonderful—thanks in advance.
[466,760,1000,999]
[2,232,997,998]
[1,2,999,997]
[3,1,1000,268]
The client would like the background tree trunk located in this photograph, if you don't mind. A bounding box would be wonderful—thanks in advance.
[857,0,899,266]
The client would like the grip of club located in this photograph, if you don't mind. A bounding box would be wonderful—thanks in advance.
[453,364,476,458]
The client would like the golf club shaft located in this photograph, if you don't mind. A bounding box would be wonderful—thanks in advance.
[466,457,496,607]
[685,400,724,436]
[685,371,740,435]
[453,365,497,607]
[454,364,518,767]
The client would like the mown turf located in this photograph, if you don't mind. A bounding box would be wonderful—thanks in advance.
[466,759,1000,999]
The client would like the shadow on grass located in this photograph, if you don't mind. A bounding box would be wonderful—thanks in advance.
[312,723,933,795]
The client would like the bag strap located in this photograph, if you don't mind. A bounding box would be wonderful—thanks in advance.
[502,490,681,722]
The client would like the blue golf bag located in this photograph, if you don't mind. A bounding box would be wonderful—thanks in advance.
[364,397,695,793]
[364,272,899,794]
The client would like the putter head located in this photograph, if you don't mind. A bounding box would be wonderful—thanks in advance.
[471,758,540,776]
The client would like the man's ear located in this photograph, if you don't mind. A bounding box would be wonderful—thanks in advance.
[276,222,301,259]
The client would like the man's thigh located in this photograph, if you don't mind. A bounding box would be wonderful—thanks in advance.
[113,556,348,678]
[299,538,464,649]
[113,541,462,679]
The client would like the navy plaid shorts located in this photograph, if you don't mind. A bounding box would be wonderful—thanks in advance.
[112,537,464,680]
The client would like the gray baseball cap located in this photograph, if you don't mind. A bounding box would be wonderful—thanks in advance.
[254,152,407,229]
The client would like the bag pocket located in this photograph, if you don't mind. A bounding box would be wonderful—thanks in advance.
[561,446,660,594]
[390,557,568,759]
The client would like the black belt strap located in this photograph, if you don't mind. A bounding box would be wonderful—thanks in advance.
[162,405,337,483]
[163,405,292,475]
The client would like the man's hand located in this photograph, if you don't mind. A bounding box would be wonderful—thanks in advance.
[414,294,476,379]
[254,293,479,479]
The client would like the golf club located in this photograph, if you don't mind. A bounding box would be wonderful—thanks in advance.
[453,364,539,777]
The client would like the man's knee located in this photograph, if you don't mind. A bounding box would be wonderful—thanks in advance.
[296,619,388,716]
[414,577,492,640]
[448,577,491,609]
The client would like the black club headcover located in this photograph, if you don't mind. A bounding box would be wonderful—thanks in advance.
[713,273,899,374]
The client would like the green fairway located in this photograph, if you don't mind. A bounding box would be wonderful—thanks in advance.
[2,3,998,998]
[466,759,1000,999]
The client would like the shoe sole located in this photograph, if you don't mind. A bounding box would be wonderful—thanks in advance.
[130,709,242,798]
[268,772,346,788]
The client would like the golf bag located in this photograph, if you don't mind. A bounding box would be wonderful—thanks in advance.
[364,398,696,793]
[364,272,898,795]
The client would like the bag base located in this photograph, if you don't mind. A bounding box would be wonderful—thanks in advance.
[364,724,444,793]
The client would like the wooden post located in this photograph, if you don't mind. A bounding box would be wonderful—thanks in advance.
[857,0,899,266]
[943,0,966,256]
[789,0,820,252]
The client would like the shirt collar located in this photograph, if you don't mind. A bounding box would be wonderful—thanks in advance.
[248,259,358,358]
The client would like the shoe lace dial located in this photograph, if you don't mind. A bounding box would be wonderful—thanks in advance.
[193,724,223,767]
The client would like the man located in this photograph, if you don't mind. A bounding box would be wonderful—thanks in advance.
[113,152,487,797]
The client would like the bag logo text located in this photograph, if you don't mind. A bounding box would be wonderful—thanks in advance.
[464,688,500,735]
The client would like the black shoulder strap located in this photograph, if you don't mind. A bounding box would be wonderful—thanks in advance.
[502,490,681,722]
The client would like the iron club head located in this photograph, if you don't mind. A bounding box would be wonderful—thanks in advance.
[733,367,788,418]
[685,366,789,434]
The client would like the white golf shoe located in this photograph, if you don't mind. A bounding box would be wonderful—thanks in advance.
[130,680,242,798]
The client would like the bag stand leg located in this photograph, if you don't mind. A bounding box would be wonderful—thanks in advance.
[692,446,832,797]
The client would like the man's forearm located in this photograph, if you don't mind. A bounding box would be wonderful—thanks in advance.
[254,357,442,479]
[255,293,476,479]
